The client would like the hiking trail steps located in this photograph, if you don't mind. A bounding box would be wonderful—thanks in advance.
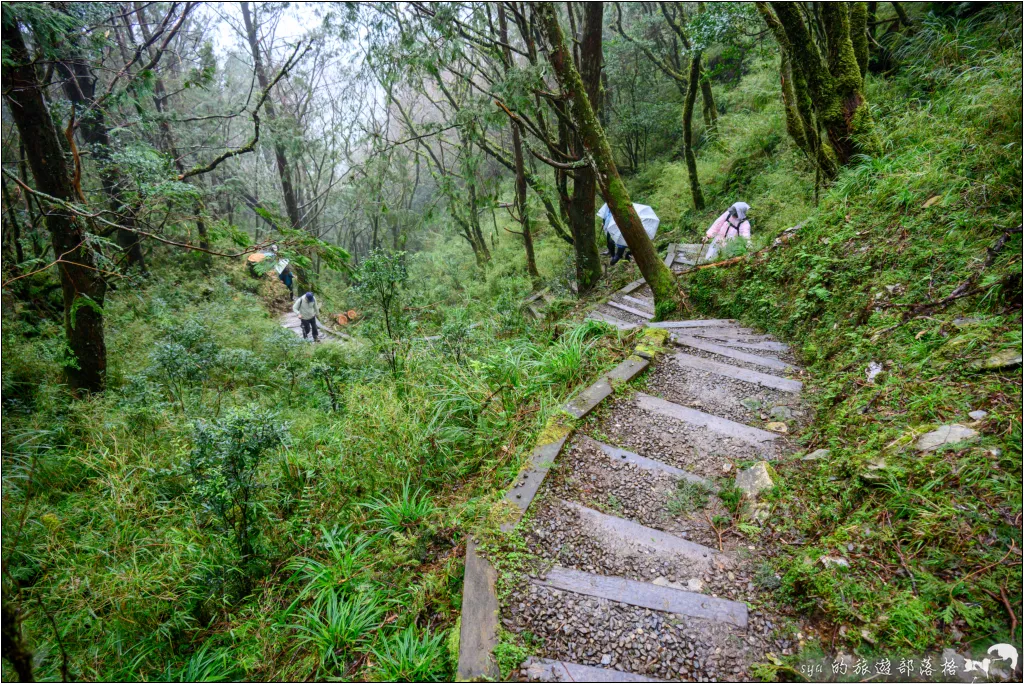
[457,243,805,682]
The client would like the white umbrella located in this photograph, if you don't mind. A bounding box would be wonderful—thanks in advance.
[599,203,660,247]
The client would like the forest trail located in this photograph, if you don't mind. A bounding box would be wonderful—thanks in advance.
[461,245,809,682]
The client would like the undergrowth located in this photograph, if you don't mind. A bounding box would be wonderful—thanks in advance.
[680,9,1023,656]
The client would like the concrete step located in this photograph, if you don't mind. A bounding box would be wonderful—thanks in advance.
[712,338,791,353]
[636,393,779,447]
[622,294,654,313]
[559,499,726,568]
[648,318,741,329]
[606,299,654,321]
[522,657,669,682]
[617,278,647,295]
[532,566,748,628]
[587,311,638,331]
[581,434,716,489]
[673,335,794,371]
[670,352,802,393]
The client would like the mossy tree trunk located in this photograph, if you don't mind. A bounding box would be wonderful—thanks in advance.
[849,3,870,87]
[700,68,719,138]
[763,2,877,173]
[683,53,706,211]
[535,2,680,318]
[3,13,107,394]
[567,2,604,294]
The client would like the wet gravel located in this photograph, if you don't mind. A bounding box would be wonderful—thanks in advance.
[506,583,792,682]
[645,358,807,431]
[595,396,782,478]
[496,307,808,682]
[540,437,725,548]
[669,340,799,376]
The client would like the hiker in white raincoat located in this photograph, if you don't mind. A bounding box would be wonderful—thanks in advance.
[704,202,751,260]
[597,203,660,265]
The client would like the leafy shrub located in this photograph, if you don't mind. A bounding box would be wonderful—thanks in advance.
[188,407,286,575]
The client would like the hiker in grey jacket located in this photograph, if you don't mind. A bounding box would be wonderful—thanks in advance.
[293,292,321,342]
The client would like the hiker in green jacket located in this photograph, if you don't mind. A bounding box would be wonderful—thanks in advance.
[293,292,320,342]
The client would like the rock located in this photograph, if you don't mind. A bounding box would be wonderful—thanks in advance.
[769,406,793,421]
[652,577,685,591]
[741,397,762,411]
[802,448,830,461]
[820,555,850,569]
[765,421,788,433]
[866,361,884,383]
[686,578,705,592]
[601,654,612,666]
[736,462,774,499]
[952,316,983,328]
[722,462,733,473]
[968,410,988,421]
[971,349,1023,371]
[916,424,980,452]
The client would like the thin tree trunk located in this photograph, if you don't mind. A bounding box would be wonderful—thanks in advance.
[240,1,308,288]
[535,2,680,318]
[3,15,107,393]
[700,71,718,138]
[497,5,538,282]
[683,53,706,211]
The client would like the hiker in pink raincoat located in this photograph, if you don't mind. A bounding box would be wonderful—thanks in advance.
[704,202,751,259]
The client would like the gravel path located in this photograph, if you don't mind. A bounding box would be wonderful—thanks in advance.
[498,283,806,682]
[506,584,790,682]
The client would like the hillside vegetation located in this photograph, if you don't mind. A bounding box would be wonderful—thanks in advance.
[1,2,1020,682]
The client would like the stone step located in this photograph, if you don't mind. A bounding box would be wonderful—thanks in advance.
[560,500,726,568]
[606,299,654,321]
[648,318,741,329]
[522,657,669,682]
[712,338,791,353]
[622,294,654,313]
[532,566,748,628]
[617,278,647,295]
[673,335,794,371]
[690,329,777,344]
[670,352,802,393]
[581,434,716,489]
[587,311,638,331]
[636,393,779,447]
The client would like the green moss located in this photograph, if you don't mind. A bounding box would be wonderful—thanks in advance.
[535,412,576,447]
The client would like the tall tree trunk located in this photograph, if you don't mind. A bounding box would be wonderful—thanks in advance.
[535,2,680,318]
[683,52,706,211]
[700,69,719,139]
[132,2,210,262]
[566,2,604,294]
[3,14,107,393]
[57,58,147,272]
[240,1,308,288]
[497,6,539,283]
